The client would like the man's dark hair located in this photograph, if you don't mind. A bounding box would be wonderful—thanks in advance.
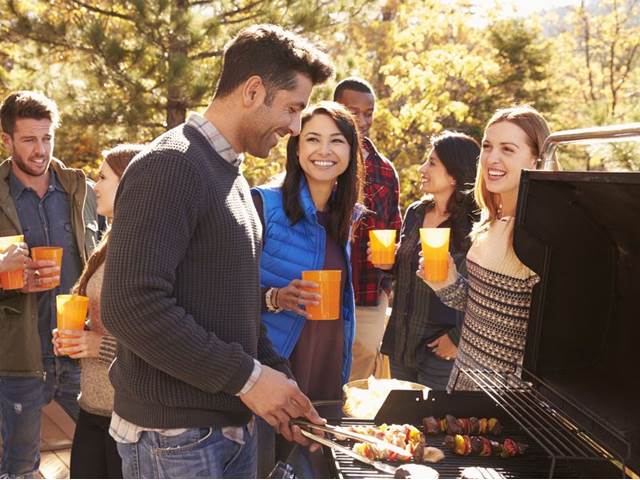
[332,77,376,102]
[214,24,334,104]
[0,91,60,136]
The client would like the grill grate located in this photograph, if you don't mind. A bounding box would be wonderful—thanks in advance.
[326,419,585,479]
[458,368,629,478]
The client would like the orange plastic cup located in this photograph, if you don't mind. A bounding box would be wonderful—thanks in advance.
[369,229,396,265]
[419,228,450,282]
[301,270,342,320]
[56,294,89,343]
[31,246,63,288]
[0,235,25,290]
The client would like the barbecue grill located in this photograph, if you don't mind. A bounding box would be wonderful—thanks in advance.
[307,125,640,479]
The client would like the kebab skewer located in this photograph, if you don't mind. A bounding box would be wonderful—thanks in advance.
[422,415,503,436]
[348,424,444,463]
[443,434,528,457]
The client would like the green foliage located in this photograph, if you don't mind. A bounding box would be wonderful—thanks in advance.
[328,0,556,209]
[0,0,362,172]
[1,0,638,201]
[486,18,555,113]
[545,0,640,170]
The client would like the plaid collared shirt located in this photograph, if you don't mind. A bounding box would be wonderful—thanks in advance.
[186,112,243,167]
[351,137,402,306]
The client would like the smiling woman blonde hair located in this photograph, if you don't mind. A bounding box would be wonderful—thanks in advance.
[473,105,550,235]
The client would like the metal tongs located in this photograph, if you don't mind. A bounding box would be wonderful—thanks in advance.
[291,419,404,475]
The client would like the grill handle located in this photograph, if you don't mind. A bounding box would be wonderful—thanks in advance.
[540,123,640,170]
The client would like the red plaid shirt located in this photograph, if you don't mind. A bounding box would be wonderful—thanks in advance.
[352,138,401,306]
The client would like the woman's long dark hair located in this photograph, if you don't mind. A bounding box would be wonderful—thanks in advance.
[431,131,480,252]
[282,102,363,245]
[74,143,145,296]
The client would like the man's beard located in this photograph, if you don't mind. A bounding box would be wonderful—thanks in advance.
[12,149,50,177]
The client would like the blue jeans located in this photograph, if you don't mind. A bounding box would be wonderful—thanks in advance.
[0,357,80,478]
[256,418,328,479]
[389,351,454,391]
[116,423,257,479]
[41,356,81,420]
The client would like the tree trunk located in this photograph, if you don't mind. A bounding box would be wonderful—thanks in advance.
[166,0,188,129]
[166,96,186,129]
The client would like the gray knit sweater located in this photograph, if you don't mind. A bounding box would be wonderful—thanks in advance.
[101,125,290,429]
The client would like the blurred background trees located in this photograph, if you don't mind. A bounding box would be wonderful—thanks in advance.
[1,0,639,208]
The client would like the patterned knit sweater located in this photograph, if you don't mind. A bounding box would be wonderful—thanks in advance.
[430,217,538,391]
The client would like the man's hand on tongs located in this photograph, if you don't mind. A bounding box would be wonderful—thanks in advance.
[240,367,325,451]
[288,414,327,453]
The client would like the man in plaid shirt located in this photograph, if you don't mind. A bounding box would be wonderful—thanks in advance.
[334,78,401,381]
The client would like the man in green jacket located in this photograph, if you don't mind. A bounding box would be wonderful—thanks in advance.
[0,91,98,478]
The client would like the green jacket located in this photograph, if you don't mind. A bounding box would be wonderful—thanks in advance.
[0,158,98,377]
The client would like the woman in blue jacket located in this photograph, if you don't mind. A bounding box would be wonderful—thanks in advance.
[252,101,362,402]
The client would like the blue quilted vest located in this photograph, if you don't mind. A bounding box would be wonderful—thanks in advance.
[252,179,355,384]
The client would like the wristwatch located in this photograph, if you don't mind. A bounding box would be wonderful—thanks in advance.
[265,287,283,313]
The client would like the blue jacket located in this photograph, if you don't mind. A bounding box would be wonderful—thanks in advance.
[252,179,356,384]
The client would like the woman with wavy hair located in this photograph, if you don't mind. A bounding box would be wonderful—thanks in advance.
[419,105,550,391]
[53,144,144,478]
[376,131,479,390]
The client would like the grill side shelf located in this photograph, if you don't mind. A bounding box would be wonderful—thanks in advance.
[460,368,630,478]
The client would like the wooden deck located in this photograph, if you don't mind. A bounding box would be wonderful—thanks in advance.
[0,401,74,479]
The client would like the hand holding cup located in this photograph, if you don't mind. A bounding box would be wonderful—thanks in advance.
[53,327,102,358]
[368,229,396,269]
[0,242,29,273]
[419,227,450,282]
[417,251,457,286]
[275,279,320,317]
[0,236,28,290]
[367,240,395,270]
[301,270,341,320]
[22,258,61,293]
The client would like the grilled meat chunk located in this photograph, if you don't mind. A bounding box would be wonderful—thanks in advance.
[422,416,503,435]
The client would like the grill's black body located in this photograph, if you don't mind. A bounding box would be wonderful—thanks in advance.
[515,170,639,475]
[316,170,639,479]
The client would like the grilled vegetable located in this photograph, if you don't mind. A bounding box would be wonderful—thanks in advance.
[422,416,503,435]
[353,441,376,459]
[458,434,472,455]
[444,435,528,457]
[348,424,425,462]
[487,418,502,436]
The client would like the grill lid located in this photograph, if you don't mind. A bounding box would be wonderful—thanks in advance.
[514,170,640,473]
